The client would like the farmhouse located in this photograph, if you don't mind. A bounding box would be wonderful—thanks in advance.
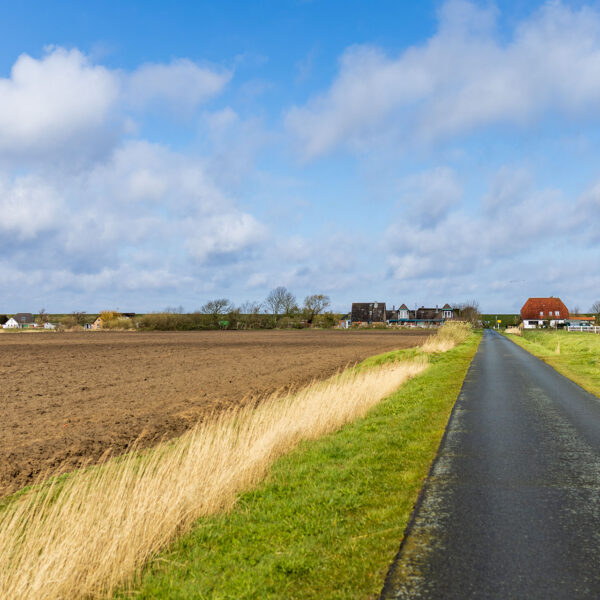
[520,297,569,329]
[351,302,387,325]
[387,303,458,327]
[4,313,35,329]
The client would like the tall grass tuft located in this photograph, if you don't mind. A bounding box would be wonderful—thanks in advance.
[0,359,427,600]
[421,321,472,353]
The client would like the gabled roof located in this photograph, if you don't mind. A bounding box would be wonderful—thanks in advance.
[416,307,443,321]
[520,297,569,320]
[442,303,452,309]
[399,303,408,310]
[14,313,34,324]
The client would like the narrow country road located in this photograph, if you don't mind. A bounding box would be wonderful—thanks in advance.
[381,329,600,599]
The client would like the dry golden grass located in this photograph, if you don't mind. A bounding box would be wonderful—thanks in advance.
[505,326,522,336]
[0,358,427,600]
[421,321,472,353]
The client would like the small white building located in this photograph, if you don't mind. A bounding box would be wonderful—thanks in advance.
[44,322,57,329]
[3,317,19,328]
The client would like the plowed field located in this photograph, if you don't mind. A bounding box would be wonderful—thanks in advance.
[0,329,428,495]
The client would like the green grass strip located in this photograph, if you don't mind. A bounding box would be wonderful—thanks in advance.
[505,330,600,398]
[119,334,480,599]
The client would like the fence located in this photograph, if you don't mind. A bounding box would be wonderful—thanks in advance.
[567,326,600,333]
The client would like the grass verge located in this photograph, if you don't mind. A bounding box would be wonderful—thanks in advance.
[504,329,600,398]
[1,354,427,599]
[118,333,480,599]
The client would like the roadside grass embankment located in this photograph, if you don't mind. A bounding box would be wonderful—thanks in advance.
[0,323,478,600]
[421,321,471,353]
[0,354,427,599]
[120,327,479,599]
[505,329,600,398]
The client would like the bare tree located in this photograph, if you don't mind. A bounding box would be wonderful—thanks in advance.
[164,305,185,314]
[590,301,600,314]
[282,291,298,317]
[201,298,232,320]
[37,308,48,324]
[239,301,262,315]
[265,287,297,317]
[456,300,481,325]
[571,306,581,315]
[303,294,331,324]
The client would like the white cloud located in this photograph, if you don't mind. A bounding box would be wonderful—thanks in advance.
[0,47,120,163]
[0,48,231,165]
[187,212,266,263]
[0,174,63,240]
[386,165,597,291]
[399,167,463,227]
[286,0,600,158]
[0,137,268,291]
[126,59,231,112]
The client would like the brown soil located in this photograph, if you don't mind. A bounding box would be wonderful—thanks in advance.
[0,329,428,495]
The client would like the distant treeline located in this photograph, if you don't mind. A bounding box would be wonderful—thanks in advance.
[46,288,340,331]
[136,310,339,331]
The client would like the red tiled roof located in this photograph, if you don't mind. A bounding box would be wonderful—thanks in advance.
[520,297,569,320]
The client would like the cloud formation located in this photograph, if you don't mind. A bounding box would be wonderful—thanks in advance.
[286,1,600,158]
[385,164,600,310]
[0,47,231,166]
[0,42,263,310]
[126,58,231,112]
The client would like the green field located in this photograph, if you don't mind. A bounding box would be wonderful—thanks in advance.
[505,330,600,398]
[117,334,481,599]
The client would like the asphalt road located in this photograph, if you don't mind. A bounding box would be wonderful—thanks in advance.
[381,329,600,599]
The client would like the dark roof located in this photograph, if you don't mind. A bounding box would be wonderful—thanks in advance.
[442,303,452,309]
[521,297,569,320]
[14,313,34,324]
[416,307,443,321]
[399,303,408,310]
[351,302,386,322]
[0,315,7,325]
[386,309,399,321]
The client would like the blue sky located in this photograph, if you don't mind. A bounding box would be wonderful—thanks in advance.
[1,0,599,314]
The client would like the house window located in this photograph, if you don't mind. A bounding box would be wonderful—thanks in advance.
[555,311,559,316]
[540,311,543,317]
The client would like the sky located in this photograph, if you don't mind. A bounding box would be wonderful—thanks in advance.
[1,0,600,314]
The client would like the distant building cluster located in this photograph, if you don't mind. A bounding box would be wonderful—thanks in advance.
[0,313,56,329]
[340,302,458,328]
